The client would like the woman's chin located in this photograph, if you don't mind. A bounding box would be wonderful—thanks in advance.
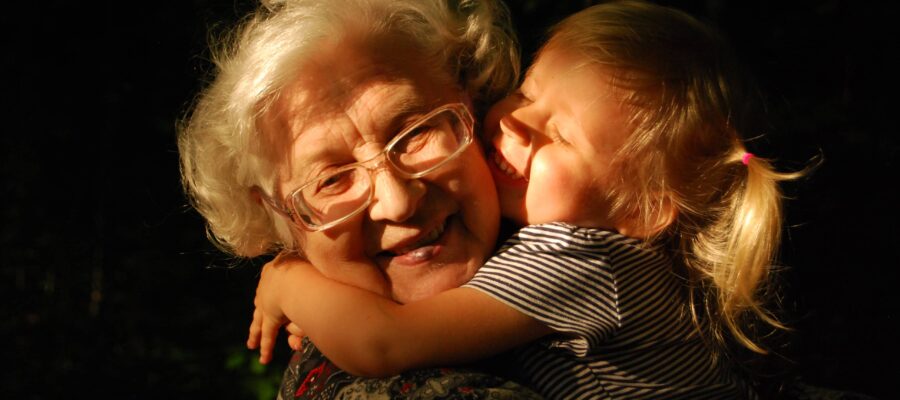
[384,217,482,303]
[391,270,472,303]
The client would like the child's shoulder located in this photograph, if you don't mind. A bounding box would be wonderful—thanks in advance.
[517,222,635,240]
[513,222,643,249]
[509,223,670,271]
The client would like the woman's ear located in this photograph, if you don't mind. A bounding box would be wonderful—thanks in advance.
[249,186,264,205]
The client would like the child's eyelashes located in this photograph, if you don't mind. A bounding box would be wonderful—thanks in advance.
[514,89,533,103]
[547,124,569,144]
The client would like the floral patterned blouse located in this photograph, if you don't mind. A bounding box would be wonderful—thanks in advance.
[277,338,542,400]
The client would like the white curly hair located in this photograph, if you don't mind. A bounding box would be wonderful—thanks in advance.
[178,0,519,257]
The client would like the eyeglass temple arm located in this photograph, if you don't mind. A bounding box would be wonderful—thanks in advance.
[251,186,294,219]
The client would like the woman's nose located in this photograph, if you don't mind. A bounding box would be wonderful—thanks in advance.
[368,168,426,223]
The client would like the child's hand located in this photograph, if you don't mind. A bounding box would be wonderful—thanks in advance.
[286,322,306,351]
[246,255,296,364]
[247,305,285,364]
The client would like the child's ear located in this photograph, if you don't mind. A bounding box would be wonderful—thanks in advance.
[645,196,677,237]
[619,195,677,239]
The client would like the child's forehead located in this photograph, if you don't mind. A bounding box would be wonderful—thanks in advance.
[526,46,605,87]
[536,44,600,69]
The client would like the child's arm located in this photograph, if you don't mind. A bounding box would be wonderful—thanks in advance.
[248,257,552,377]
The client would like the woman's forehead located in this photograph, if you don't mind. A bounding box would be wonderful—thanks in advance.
[267,36,459,141]
[270,76,449,150]
[262,56,462,193]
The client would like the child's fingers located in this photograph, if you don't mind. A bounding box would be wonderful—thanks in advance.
[258,317,281,364]
[285,323,305,351]
[247,308,263,350]
[287,334,303,351]
[285,322,305,338]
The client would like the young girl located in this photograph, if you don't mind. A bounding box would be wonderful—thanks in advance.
[250,1,802,397]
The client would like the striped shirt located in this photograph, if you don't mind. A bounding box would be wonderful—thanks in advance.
[464,223,753,399]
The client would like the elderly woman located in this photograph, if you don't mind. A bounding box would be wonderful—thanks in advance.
[178,0,537,398]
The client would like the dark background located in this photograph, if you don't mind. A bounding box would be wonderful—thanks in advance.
[3,0,898,398]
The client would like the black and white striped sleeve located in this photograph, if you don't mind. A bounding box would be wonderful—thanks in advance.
[464,223,621,357]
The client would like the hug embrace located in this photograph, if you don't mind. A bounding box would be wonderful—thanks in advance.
[179,1,859,399]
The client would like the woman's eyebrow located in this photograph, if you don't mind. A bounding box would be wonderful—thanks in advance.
[381,98,434,135]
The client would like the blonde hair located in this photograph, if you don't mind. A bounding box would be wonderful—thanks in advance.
[546,1,805,354]
[178,0,519,257]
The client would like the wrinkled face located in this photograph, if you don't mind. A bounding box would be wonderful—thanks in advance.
[483,46,631,230]
[261,37,499,303]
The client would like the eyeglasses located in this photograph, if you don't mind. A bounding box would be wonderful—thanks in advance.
[258,103,474,232]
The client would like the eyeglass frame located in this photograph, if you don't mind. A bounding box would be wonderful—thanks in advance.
[255,102,475,232]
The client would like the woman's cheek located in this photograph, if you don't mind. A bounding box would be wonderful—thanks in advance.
[299,225,390,297]
[461,150,499,246]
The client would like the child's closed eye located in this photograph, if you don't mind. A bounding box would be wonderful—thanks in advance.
[548,124,569,144]
[515,89,533,103]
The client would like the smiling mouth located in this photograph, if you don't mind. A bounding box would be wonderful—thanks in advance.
[382,219,448,257]
[491,149,526,181]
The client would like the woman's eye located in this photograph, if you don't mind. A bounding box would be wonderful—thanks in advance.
[396,125,438,153]
[320,175,341,188]
[315,170,353,194]
[411,124,440,138]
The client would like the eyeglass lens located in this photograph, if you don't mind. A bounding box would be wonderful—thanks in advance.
[293,107,469,227]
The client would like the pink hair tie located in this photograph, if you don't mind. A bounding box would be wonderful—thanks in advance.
[741,152,755,165]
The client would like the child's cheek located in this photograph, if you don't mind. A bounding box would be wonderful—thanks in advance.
[525,154,598,225]
[523,158,584,224]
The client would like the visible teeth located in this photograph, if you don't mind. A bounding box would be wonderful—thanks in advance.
[406,247,433,262]
[493,151,524,179]
[396,220,446,254]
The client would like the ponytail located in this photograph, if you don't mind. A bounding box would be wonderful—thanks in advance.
[688,151,804,353]
[546,0,816,354]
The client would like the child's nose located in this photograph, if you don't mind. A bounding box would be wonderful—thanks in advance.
[496,113,532,146]
[484,93,529,141]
